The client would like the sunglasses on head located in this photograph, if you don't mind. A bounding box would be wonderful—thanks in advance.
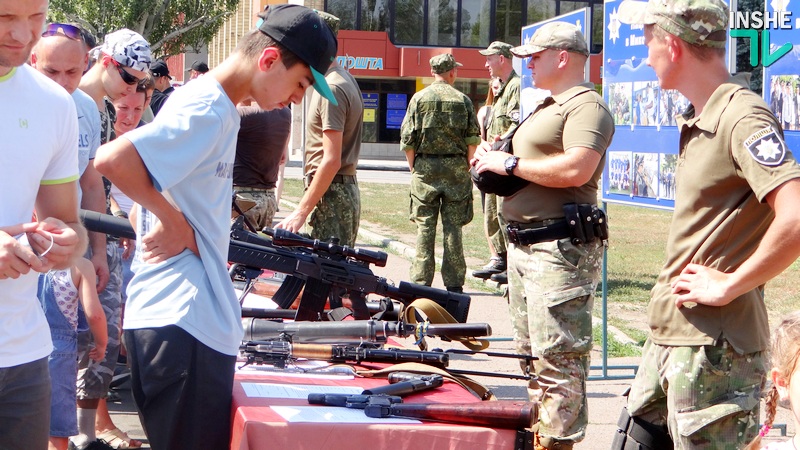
[110,58,142,86]
[42,23,83,42]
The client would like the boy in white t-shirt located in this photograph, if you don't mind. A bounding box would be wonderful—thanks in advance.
[95,5,339,449]
[0,1,88,448]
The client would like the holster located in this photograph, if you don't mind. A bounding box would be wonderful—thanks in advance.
[562,203,608,246]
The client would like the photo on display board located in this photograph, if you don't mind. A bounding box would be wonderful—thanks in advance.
[632,81,660,127]
[632,152,658,199]
[768,75,800,132]
[657,89,689,127]
[608,82,633,126]
[607,151,632,195]
[659,153,677,201]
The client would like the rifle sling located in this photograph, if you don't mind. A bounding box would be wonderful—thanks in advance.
[357,362,496,401]
[403,299,489,352]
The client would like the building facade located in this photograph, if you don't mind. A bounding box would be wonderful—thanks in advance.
[209,0,604,159]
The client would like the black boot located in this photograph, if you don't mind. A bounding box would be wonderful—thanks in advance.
[490,271,507,285]
[472,253,506,279]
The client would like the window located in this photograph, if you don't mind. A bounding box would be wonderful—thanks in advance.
[494,0,522,46]
[361,0,389,32]
[394,0,425,45]
[461,0,491,47]
[327,0,357,30]
[428,0,458,46]
[527,0,556,28]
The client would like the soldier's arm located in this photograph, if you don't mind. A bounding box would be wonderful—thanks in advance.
[276,129,344,233]
[673,178,800,308]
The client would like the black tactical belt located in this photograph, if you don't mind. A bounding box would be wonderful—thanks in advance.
[416,153,464,158]
[507,219,570,246]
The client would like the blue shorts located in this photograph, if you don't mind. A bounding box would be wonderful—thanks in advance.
[49,330,78,437]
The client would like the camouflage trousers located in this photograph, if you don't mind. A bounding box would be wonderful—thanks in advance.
[409,156,473,288]
[307,181,360,247]
[77,241,122,399]
[234,186,277,231]
[483,192,507,254]
[508,238,603,443]
[627,339,766,449]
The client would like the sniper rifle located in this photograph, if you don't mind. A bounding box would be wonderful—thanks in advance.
[78,210,471,322]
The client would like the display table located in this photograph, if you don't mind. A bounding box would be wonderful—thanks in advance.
[230,368,521,450]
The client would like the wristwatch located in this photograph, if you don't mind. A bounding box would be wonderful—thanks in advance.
[504,156,520,176]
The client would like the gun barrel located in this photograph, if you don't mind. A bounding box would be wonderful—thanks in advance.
[80,209,136,240]
[364,401,537,430]
[242,318,492,344]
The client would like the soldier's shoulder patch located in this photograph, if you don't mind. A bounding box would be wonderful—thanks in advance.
[509,110,520,123]
[743,126,786,166]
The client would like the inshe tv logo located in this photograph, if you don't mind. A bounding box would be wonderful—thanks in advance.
[729,10,793,67]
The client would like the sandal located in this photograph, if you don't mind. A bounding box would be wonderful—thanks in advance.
[97,428,142,449]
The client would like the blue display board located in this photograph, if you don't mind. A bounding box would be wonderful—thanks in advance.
[601,0,731,210]
[762,0,800,154]
[519,9,591,120]
[386,109,406,129]
[362,93,379,109]
[387,94,407,110]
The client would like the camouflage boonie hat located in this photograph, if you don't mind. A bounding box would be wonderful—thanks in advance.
[617,0,728,48]
[315,10,340,37]
[479,41,513,58]
[511,21,589,57]
[430,53,462,74]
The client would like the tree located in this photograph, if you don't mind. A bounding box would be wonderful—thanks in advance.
[48,0,240,58]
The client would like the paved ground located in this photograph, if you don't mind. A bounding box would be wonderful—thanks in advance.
[106,161,795,449]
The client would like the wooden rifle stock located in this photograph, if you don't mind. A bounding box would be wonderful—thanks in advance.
[364,400,537,429]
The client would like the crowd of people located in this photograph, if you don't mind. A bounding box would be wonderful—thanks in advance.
[4,0,800,450]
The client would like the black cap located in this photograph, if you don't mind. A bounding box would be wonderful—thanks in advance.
[151,60,171,79]
[257,4,338,105]
[189,60,209,73]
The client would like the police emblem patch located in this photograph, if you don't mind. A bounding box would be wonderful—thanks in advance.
[743,126,786,166]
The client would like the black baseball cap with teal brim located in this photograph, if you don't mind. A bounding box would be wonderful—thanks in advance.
[257,4,338,106]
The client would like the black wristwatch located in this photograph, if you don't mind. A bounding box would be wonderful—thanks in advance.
[504,156,520,176]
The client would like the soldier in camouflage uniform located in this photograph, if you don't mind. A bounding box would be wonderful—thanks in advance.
[233,105,291,230]
[618,0,800,448]
[276,12,363,247]
[473,41,521,284]
[471,23,613,450]
[400,53,480,292]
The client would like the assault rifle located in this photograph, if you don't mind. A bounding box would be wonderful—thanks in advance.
[239,340,536,380]
[239,341,450,370]
[241,318,492,344]
[78,210,471,322]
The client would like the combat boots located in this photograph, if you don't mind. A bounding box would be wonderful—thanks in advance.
[472,253,506,279]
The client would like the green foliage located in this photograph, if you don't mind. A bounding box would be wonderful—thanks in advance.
[48,0,240,57]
